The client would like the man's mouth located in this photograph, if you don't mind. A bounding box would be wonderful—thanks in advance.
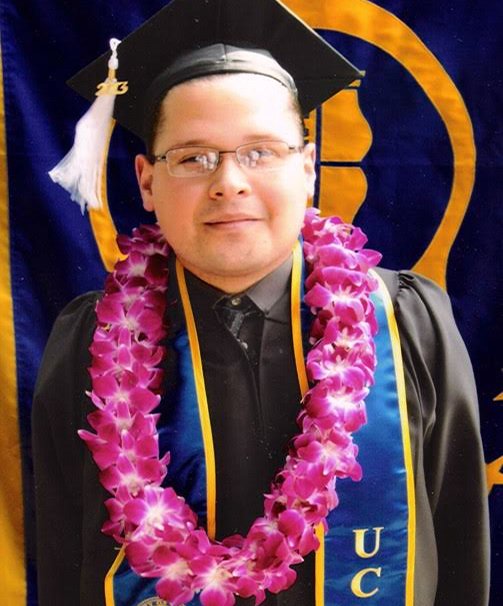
[204,215,260,227]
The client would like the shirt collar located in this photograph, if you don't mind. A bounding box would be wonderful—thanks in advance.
[245,255,292,313]
[183,254,292,314]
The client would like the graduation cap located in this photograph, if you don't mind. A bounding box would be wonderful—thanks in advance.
[50,0,362,211]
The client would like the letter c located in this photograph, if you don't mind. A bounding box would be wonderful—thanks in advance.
[350,567,382,598]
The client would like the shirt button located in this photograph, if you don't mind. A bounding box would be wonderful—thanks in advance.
[230,296,242,306]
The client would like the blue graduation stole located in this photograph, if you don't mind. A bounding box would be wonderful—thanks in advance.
[105,250,415,606]
[318,272,415,605]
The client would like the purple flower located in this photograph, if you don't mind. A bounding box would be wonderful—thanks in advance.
[100,453,167,496]
[92,371,161,414]
[124,486,197,538]
[303,381,368,432]
[190,557,236,606]
[148,549,194,606]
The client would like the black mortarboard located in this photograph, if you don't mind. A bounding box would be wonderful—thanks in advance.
[67,0,362,142]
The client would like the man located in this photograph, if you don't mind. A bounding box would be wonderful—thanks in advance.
[32,1,489,605]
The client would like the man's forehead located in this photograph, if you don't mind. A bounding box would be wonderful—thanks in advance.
[161,74,293,124]
[157,74,299,147]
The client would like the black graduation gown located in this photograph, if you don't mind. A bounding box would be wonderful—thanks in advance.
[31,267,489,606]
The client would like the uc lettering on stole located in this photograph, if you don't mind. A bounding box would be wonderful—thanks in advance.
[351,527,384,598]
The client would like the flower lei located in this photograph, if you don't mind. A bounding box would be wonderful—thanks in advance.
[80,208,381,606]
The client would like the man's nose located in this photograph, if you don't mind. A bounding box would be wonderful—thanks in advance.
[208,153,252,200]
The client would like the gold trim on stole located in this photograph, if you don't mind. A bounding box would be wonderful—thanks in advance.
[105,547,126,606]
[176,258,217,540]
[291,241,309,394]
[372,271,416,604]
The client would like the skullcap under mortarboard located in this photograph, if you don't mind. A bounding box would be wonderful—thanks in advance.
[67,0,362,142]
[142,44,298,141]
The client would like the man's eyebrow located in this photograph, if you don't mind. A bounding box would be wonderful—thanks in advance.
[241,134,289,143]
[162,134,292,149]
[166,139,212,148]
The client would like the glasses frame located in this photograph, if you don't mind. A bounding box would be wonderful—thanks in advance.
[148,140,305,177]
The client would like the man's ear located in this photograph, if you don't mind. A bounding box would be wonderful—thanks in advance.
[135,154,155,212]
[303,142,317,199]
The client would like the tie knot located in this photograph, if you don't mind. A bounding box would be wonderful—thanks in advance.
[213,294,261,338]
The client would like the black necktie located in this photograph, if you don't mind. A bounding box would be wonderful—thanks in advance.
[213,294,264,368]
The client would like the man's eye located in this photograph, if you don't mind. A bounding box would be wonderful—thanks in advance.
[243,147,277,166]
[179,153,206,165]
[250,147,275,158]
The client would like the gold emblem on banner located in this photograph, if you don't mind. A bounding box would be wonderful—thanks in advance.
[136,598,167,606]
[487,456,503,495]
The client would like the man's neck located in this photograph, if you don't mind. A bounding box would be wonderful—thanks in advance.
[184,254,293,315]
[178,254,294,294]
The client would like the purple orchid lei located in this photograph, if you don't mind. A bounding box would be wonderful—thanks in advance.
[79,208,381,606]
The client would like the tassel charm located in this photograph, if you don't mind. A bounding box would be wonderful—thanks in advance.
[49,38,127,213]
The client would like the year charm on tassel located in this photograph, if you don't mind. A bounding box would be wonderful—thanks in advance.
[96,39,128,96]
[96,80,128,96]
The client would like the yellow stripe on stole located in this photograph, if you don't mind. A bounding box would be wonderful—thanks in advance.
[290,242,325,605]
[105,548,126,606]
[372,271,416,605]
[0,41,27,604]
[291,241,309,394]
[176,259,217,540]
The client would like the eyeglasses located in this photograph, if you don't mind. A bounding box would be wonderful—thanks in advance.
[150,140,305,177]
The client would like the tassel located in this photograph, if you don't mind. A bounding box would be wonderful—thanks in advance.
[49,38,126,213]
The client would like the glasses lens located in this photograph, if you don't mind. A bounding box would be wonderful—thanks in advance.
[237,141,290,170]
[167,148,219,176]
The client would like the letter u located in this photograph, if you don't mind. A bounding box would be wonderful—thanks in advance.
[353,527,384,558]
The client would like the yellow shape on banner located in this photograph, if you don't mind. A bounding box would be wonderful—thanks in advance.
[487,456,503,494]
[304,109,316,145]
[318,86,371,220]
[320,87,372,163]
[319,166,368,222]
[0,44,27,604]
[493,392,503,402]
[285,0,476,289]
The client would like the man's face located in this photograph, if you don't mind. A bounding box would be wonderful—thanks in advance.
[136,74,316,292]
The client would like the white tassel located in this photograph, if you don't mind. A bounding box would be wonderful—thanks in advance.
[49,38,125,213]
